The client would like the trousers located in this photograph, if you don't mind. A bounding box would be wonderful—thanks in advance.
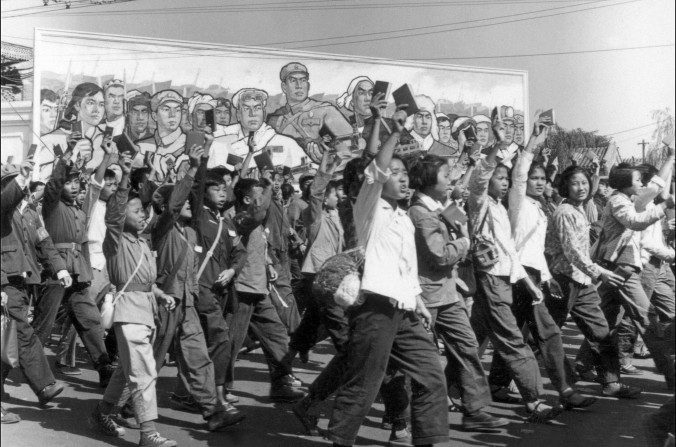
[103,323,157,424]
[1,279,55,395]
[328,294,448,446]
[490,268,570,395]
[470,273,541,402]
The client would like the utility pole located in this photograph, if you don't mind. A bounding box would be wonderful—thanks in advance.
[638,139,648,163]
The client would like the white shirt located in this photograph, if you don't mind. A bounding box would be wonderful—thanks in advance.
[640,202,675,265]
[508,151,552,281]
[87,177,107,271]
[355,161,421,310]
[105,116,125,137]
[467,158,527,283]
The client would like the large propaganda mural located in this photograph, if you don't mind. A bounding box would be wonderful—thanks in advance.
[32,28,528,182]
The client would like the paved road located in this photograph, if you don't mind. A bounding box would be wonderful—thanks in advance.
[2,322,672,446]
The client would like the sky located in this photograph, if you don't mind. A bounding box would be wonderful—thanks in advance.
[1,0,674,157]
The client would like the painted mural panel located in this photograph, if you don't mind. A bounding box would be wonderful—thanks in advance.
[32,28,528,182]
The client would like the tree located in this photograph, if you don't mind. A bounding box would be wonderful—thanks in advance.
[645,108,674,167]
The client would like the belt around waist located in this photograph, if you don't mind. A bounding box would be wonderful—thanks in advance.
[118,284,153,293]
[54,242,82,251]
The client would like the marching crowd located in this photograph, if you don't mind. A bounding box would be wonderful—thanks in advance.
[1,62,675,447]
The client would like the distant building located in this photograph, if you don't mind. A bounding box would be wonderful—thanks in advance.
[1,40,33,163]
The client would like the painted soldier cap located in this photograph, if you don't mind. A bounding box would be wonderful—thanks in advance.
[451,116,477,141]
[473,114,491,125]
[151,89,183,112]
[232,88,269,109]
[514,114,524,124]
[279,62,309,81]
[126,90,151,109]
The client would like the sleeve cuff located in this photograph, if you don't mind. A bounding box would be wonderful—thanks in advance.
[364,160,391,185]
[89,174,104,188]
[56,270,69,280]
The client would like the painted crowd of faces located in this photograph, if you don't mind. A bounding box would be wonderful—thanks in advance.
[36,72,525,183]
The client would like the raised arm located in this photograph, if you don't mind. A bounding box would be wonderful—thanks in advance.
[102,154,132,258]
[42,155,70,218]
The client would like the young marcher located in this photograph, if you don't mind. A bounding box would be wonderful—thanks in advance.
[466,114,560,422]
[545,165,641,398]
[407,153,509,431]
[90,152,177,447]
[1,160,64,409]
[222,177,305,403]
[288,148,344,363]
[150,144,245,430]
[492,118,596,409]
[586,154,675,386]
[34,139,115,387]
[190,141,248,408]
[326,117,449,447]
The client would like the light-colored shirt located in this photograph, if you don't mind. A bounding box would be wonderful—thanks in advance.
[596,183,665,269]
[508,151,551,281]
[640,202,675,265]
[546,201,603,285]
[467,158,526,283]
[355,161,421,310]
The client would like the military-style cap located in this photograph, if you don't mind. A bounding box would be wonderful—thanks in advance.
[232,88,269,109]
[127,90,151,110]
[473,114,491,125]
[151,89,183,112]
[514,114,524,124]
[279,62,309,81]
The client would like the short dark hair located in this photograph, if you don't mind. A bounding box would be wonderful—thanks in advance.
[29,181,45,193]
[205,168,228,188]
[608,166,637,190]
[408,154,446,191]
[342,157,368,199]
[104,169,117,180]
[130,167,150,190]
[635,163,658,186]
[326,179,342,197]
[152,184,174,214]
[280,182,295,201]
[558,165,592,198]
[40,88,58,104]
[528,162,546,177]
[234,178,260,206]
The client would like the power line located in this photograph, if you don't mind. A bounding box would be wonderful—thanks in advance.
[607,122,657,136]
[411,43,674,60]
[286,0,642,49]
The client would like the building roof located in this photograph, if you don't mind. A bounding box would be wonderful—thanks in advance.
[1,41,33,62]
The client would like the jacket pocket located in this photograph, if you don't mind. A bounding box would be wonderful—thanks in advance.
[1,245,22,277]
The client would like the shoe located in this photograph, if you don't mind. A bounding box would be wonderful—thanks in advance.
[90,403,125,437]
[120,402,136,420]
[110,412,140,430]
[560,390,597,410]
[55,362,82,376]
[138,431,177,447]
[98,364,115,388]
[491,386,522,404]
[292,396,319,436]
[1,406,20,424]
[38,382,64,406]
[387,427,412,447]
[602,382,642,399]
[207,403,245,431]
[462,411,510,431]
[620,364,644,375]
[169,393,201,413]
[270,383,306,403]
[239,340,261,355]
[281,374,302,387]
[525,401,563,423]
[224,391,239,404]
[575,365,598,383]
[381,414,393,431]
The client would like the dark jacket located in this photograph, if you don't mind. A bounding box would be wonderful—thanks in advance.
[12,203,66,284]
[1,178,31,285]
[191,159,247,289]
[408,194,470,308]
[152,170,199,305]
[42,158,92,283]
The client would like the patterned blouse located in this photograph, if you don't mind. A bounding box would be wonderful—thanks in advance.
[545,200,603,285]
